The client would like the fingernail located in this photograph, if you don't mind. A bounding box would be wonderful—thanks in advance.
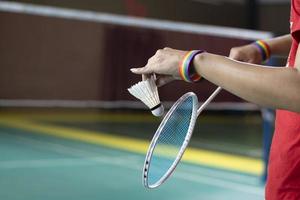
[130,68,137,72]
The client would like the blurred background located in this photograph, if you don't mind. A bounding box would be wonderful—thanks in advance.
[0,0,288,199]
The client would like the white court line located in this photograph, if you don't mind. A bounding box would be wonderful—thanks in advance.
[0,1,272,40]
[4,133,261,187]
[0,156,264,197]
[0,157,127,169]
[2,133,260,185]
[4,132,120,158]
[0,132,264,196]
[0,131,142,165]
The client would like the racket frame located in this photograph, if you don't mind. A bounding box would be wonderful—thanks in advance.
[143,92,199,189]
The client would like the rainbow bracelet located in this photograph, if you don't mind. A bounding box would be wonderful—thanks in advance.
[253,40,271,62]
[179,50,204,82]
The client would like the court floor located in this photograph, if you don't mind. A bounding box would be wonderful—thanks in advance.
[0,109,265,200]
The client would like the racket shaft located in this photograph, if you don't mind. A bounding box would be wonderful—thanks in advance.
[197,86,222,116]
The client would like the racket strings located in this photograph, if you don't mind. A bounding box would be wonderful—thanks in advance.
[147,96,194,186]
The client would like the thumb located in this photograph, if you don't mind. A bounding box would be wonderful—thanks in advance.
[130,67,153,74]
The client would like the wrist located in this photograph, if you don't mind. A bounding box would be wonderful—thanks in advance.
[193,52,208,77]
[178,50,204,83]
[252,40,271,62]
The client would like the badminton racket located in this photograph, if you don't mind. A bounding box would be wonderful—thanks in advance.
[143,86,222,188]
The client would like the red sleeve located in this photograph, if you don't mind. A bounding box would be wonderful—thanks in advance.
[291,0,300,41]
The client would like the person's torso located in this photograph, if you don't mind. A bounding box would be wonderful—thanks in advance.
[265,1,300,199]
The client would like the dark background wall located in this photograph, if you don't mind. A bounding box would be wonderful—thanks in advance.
[0,1,283,103]
[0,9,262,102]
[8,0,290,34]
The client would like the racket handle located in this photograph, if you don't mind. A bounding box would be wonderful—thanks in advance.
[197,86,222,116]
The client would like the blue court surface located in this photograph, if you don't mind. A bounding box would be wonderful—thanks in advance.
[0,109,265,200]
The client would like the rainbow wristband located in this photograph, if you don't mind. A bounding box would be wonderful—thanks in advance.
[253,40,271,62]
[179,50,204,82]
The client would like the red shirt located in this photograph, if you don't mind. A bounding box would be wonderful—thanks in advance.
[265,0,300,199]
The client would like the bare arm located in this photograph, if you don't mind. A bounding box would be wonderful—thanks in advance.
[131,35,300,113]
[264,34,292,56]
[229,34,292,63]
[194,52,300,112]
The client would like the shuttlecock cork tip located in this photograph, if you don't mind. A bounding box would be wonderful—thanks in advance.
[151,104,164,117]
[128,75,164,117]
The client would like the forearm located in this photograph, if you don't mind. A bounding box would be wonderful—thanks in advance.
[194,52,300,112]
[263,34,292,57]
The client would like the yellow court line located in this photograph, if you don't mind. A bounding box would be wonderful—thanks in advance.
[0,112,159,123]
[0,111,261,124]
[0,117,263,175]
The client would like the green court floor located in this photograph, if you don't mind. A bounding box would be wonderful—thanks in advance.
[0,109,265,200]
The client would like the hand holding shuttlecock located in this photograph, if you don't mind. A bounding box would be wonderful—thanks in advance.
[128,75,164,117]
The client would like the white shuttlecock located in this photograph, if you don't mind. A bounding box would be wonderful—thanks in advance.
[128,76,164,117]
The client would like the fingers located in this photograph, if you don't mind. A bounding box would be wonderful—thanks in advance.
[163,47,174,51]
[229,44,265,65]
[142,74,151,81]
[131,51,158,75]
[131,47,185,85]
[130,66,153,74]
[156,75,175,87]
[229,47,242,61]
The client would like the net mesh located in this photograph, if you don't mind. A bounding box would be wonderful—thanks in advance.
[147,95,194,187]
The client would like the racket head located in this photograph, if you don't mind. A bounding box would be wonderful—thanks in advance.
[143,92,198,189]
